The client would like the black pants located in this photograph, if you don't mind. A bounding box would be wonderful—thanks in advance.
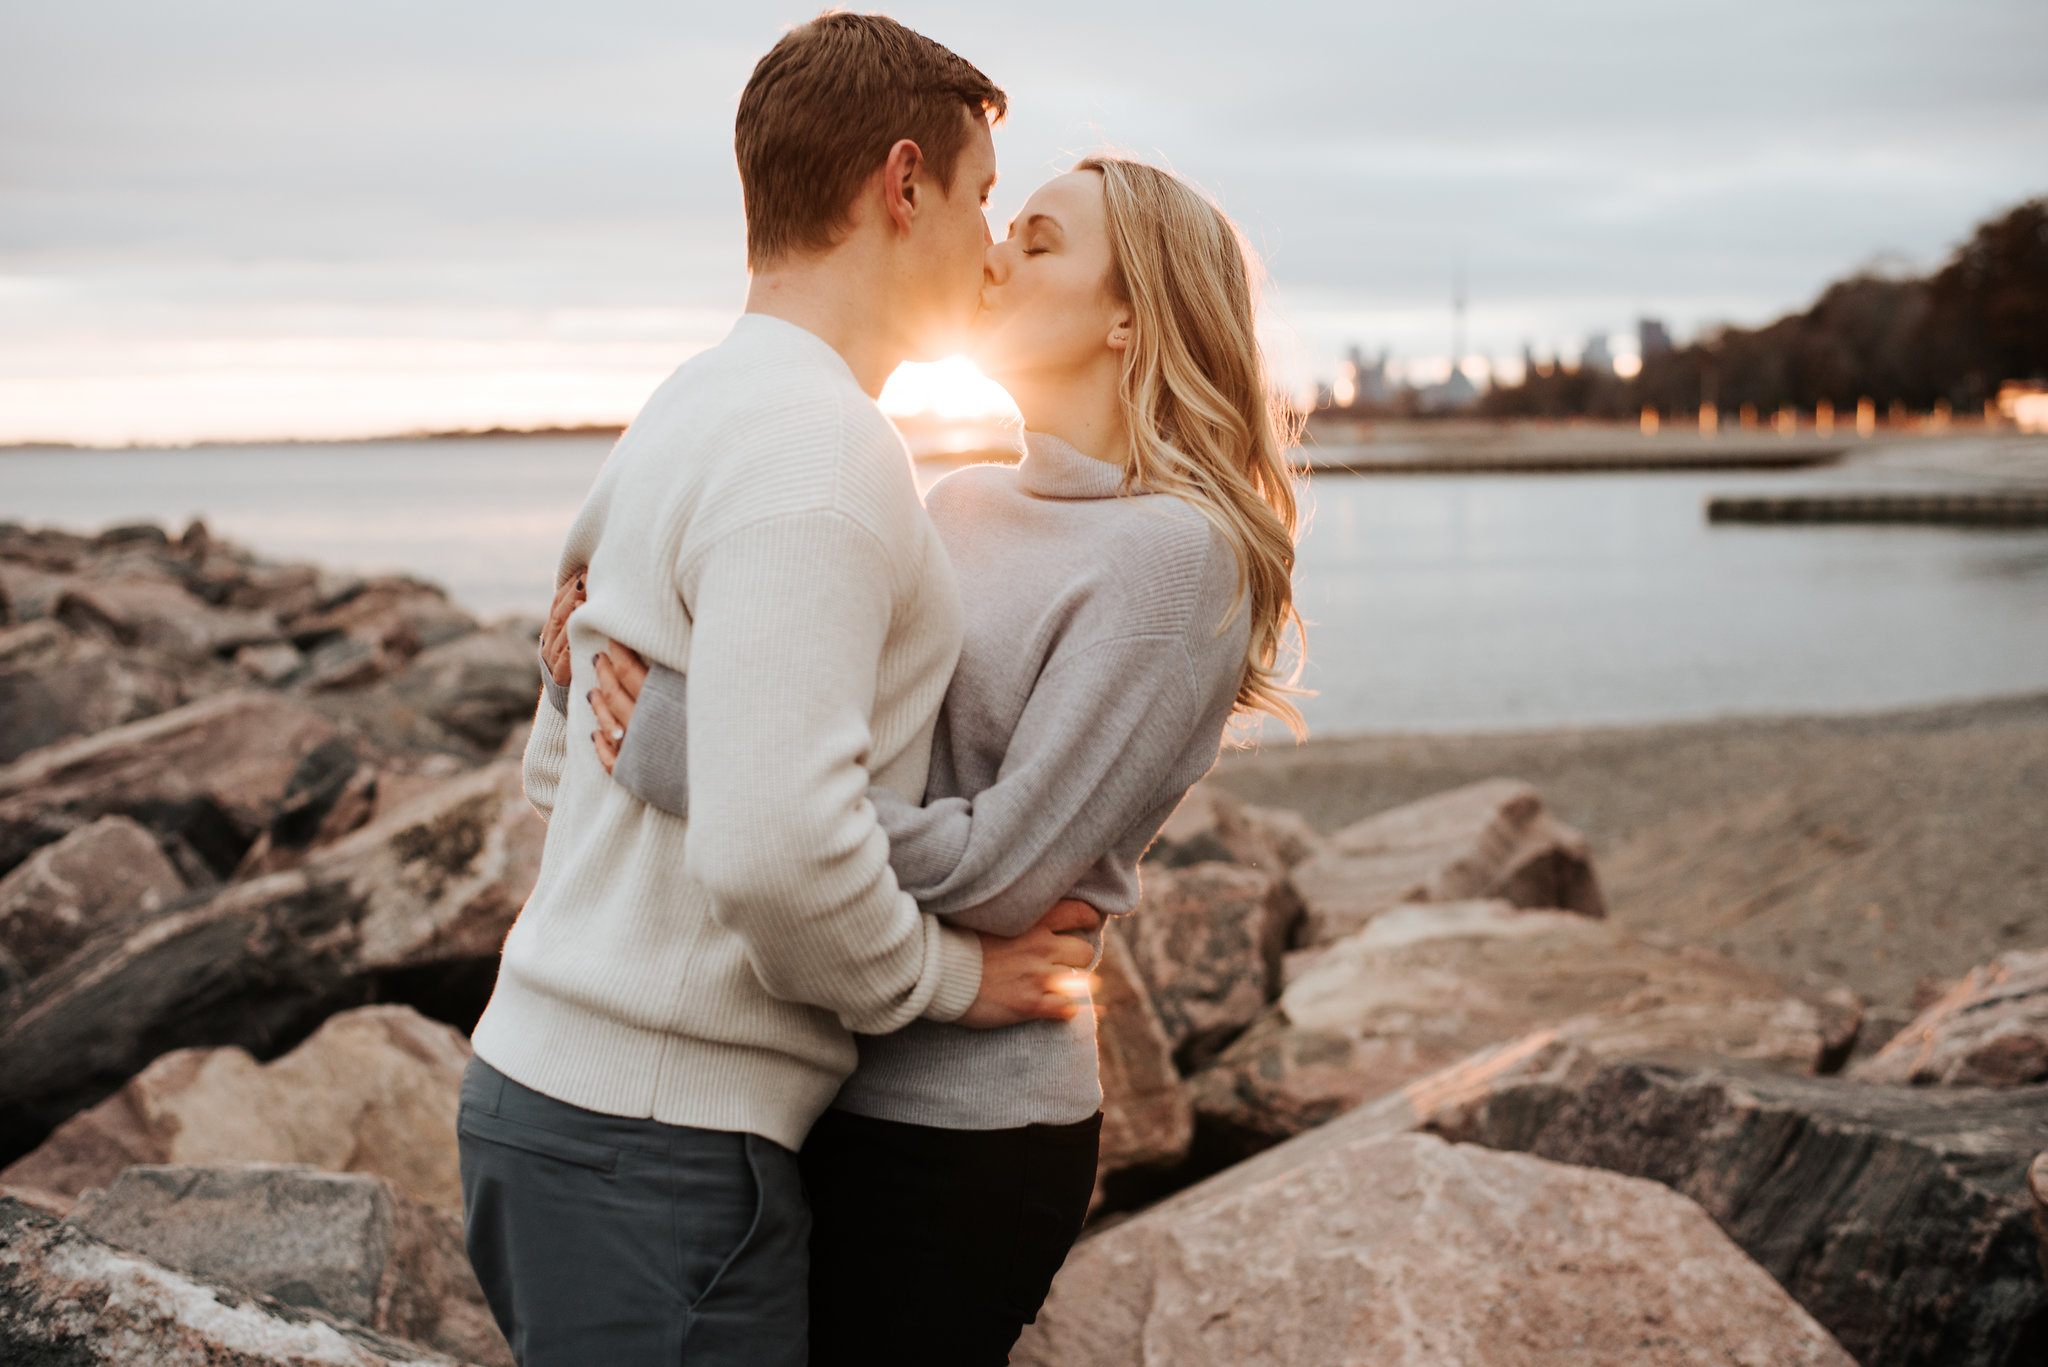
[456,1059,811,1367]
[801,1107,1102,1367]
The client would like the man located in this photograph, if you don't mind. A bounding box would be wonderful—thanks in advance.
[458,16,1090,1365]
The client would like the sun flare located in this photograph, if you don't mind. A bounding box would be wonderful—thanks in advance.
[878,356,1019,421]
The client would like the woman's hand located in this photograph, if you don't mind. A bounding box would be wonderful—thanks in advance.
[590,642,649,773]
[541,571,586,687]
[957,898,1103,1028]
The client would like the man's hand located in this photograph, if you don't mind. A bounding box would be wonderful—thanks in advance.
[590,642,649,773]
[541,571,586,687]
[957,898,1104,1028]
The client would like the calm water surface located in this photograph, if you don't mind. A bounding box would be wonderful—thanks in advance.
[5,435,2046,736]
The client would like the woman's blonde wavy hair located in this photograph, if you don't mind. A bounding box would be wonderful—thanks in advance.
[1077,156,1306,736]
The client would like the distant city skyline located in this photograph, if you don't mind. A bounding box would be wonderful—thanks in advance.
[3,0,2044,443]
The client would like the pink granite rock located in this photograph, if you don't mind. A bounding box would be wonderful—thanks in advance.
[1094,932,1193,1185]
[1116,861,1296,1070]
[1014,1131,1855,1367]
[1288,778,1604,947]
[0,815,185,981]
[1851,948,2048,1086]
[1191,901,1858,1155]
[4,1005,472,1216]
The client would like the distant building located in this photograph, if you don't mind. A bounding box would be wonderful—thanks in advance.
[1337,346,1396,409]
[1638,318,1674,357]
[1581,333,1614,375]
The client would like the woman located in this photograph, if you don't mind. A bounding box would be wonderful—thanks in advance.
[554,157,1303,1363]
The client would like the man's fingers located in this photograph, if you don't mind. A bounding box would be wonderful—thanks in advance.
[1039,898,1104,934]
[1034,992,1079,1022]
[1048,937,1095,970]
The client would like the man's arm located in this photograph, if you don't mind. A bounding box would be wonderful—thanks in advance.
[677,509,983,1034]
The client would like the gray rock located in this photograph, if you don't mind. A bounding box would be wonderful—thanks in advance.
[1288,777,1605,947]
[1146,781,1324,877]
[0,622,198,764]
[55,574,283,659]
[0,1195,464,1364]
[0,815,185,980]
[1852,948,2048,1087]
[0,689,339,878]
[2032,1154,2048,1283]
[1116,861,1296,1071]
[0,764,541,1128]
[1015,1130,1855,1367]
[68,1164,509,1366]
[1431,1053,2048,1367]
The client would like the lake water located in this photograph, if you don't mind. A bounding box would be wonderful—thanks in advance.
[5,434,2047,737]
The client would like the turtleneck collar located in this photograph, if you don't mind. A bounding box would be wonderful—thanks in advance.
[1017,430,1147,500]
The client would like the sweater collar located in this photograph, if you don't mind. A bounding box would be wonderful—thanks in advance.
[1018,431,1146,500]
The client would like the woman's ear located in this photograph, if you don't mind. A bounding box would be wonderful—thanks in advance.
[1107,307,1134,352]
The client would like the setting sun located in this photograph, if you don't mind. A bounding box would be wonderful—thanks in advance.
[878,356,1020,421]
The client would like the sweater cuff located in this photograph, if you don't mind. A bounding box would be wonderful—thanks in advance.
[868,787,970,902]
[921,922,983,1023]
[611,662,691,817]
[539,643,569,716]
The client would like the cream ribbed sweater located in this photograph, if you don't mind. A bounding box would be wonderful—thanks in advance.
[470,314,980,1151]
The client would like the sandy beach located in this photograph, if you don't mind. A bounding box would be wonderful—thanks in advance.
[1211,691,2048,1036]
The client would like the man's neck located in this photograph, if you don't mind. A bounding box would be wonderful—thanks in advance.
[744,248,904,398]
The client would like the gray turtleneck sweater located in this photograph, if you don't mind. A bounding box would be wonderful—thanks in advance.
[603,431,1250,1129]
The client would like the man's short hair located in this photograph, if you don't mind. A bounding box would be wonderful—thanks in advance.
[736,13,1006,267]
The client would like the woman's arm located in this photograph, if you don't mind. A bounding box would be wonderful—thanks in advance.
[599,629,1214,938]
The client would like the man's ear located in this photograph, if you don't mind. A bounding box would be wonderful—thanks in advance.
[882,138,925,236]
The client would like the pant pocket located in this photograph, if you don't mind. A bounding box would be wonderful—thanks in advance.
[458,1107,621,1173]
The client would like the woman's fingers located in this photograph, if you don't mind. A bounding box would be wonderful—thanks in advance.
[589,684,624,774]
[608,642,650,700]
[592,650,637,728]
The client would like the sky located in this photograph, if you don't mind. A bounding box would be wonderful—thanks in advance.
[3,0,2045,445]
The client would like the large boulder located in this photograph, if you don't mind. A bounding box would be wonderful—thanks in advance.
[2032,1154,2048,1282]
[68,1164,509,1366]
[323,624,543,759]
[1013,1130,1854,1367]
[4,1005,471,1216]
[55,574,283,660]
[1190,901,1858,1156]
[0,1196,463,1365]
[1116,862,1296,1071]
[0,759,538,1150]
[1432,1053,2048,1367]
[0,815,185,984]
[0,618,198,764]
[1289,778,1604,947]
[1093,932,1192,1189]
[286,577,477,692]
[1146,781,1323,877]
[0,689,340,877]
[1852,948,2048,1086]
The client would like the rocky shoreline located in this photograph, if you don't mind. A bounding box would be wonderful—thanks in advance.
[1,520,2043,1364]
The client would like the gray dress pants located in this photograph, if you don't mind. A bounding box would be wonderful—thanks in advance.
[457,1057,809,1367]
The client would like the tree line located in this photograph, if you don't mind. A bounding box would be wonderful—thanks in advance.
[1482,196,2048,420]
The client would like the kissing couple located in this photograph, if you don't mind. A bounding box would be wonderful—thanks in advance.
[456,12,1305,1366]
